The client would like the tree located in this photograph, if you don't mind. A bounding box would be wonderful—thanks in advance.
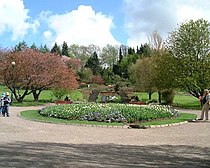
[30,43,38,51]
[14,41,28,51]
[119,47,123,64]
[90,75,105,85]
[51,42,61,56]
[0,49,78,102]
[101,68,116,84]
[77,67,93,83]
[166,19,210,98]
[68,44,92,67]
[61,41,69,56]
[137,44,152,56]
[130,57,156,100]
[39,44,50,53]
[85,51,101,75]
[148,31,165,102]
[149,31,164,52]
[101,44,118,68]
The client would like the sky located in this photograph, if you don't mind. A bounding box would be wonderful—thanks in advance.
[0,0,210,49]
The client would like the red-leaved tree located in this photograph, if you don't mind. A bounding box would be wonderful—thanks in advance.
[0,49,78,102]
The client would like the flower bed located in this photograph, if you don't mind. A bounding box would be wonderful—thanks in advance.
[39,103,178,123]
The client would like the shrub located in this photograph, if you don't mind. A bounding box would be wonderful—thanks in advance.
[161,89,175,105]
[51,88,69,100]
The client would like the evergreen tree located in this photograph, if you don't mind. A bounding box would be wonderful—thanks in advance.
[85,52,101,75]
[51,42,61,56]
[61,41,69,56]
[128,47,135,55]
[40,44,50,53]
[30,43,38,51]
[14,41,28,51]
[119,47,123,63]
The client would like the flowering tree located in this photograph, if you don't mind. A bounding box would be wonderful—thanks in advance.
[0,49,78,102]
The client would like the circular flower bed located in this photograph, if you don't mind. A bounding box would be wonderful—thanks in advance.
[39,103,179,123]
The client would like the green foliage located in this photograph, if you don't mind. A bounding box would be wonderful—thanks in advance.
[166,19,210,98]
[51,42,61,56]
[101,44,118,68]
[85,51,101,75]
[30,43,38,50]
[14,41,28,51]
[137,44,152,56]
[51,88,69,100]
[69,90,84,101]
[61,41,69,56]
[154,52,178,90]
[39,44,50,53]
[131,57,156,93]
[161,89,175,105]
[77,67,93,83]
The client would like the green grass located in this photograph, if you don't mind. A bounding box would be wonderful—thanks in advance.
[20,110,197,127]
[0,84,201,109]
[20,110,124,126]
[136,92,200,110]
[139,113,197,127]
[11,89,85,107]
[68,90,84,101]
[173,93,200,109]
[12,100,48,107]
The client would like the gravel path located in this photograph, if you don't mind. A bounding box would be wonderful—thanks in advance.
[0,105,210,167]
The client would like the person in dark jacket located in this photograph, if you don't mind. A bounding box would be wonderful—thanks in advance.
[2,92,11,117]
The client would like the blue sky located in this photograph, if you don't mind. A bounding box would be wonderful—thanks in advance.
[0,0,210,49]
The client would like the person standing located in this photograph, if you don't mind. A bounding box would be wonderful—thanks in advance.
[2,92,11,117]
[199,89,210,120]
[0,92,5,115]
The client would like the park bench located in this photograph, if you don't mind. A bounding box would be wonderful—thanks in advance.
[129,102,145,105]
[55,100,73,105]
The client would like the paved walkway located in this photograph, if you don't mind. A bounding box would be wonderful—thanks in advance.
[0,105,210,167]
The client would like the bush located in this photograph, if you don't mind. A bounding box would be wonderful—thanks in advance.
[161,89,175,105]
[51,88,69,100]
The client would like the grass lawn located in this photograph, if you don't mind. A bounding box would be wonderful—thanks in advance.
[11,89,85,107]
[0,83,201,109]
[137,92,200,110]
[20,110,125,126]
[139,113,197,127]
[20,110,197,127]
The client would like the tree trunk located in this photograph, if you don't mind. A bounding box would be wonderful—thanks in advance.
[32,90,42,101]
[147,89,152,100]
[149,92,152,100]
[158,91,161,104]
[15,95,23,103]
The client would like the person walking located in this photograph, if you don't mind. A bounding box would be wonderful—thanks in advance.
[199,89,210,120]
[2,92,11,117]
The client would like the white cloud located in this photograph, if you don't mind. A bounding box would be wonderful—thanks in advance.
[43,30,54,45]
[0,0,39,41]
[123,0,210,47]
[43,31,52,39]
[43,5,120,47]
